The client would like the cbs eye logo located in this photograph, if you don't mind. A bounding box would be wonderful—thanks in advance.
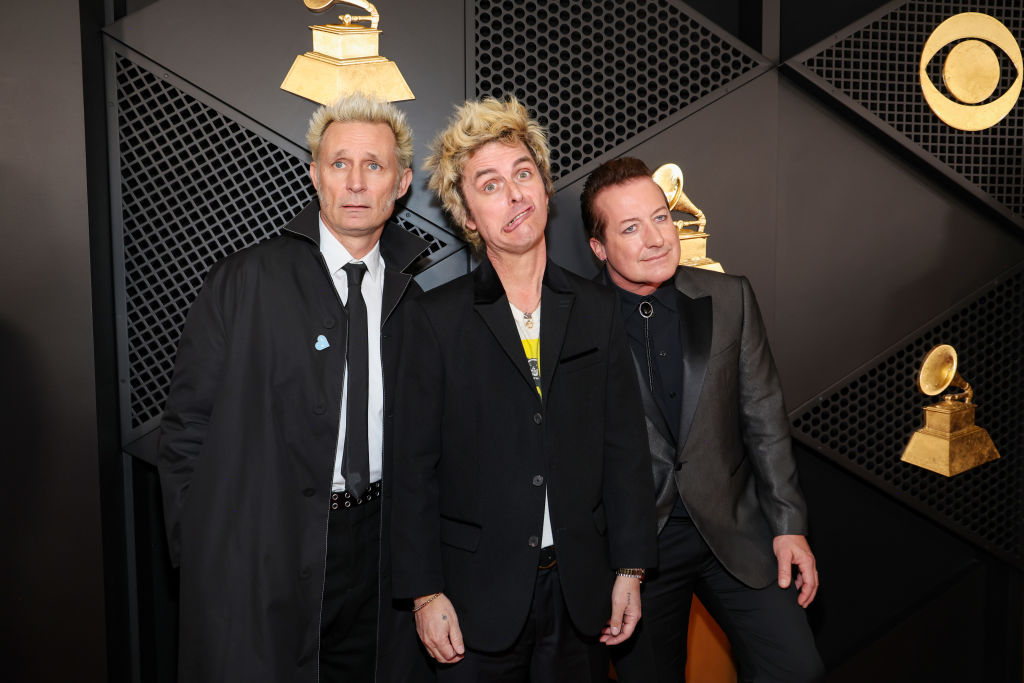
[920,12,1023,131]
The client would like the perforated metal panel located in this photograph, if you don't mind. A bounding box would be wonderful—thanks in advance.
[792,270,1024,565]
[794,1,1024,224]
[113,52,456,437]
[394,207,463,270]
[474,0,761,181]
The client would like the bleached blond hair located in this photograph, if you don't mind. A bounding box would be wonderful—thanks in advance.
[423,97,553,249]
[306,92,414,171]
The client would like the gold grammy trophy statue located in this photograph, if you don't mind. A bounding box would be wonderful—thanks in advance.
[281,0,414,104]
[651,163,723,272]
[901,344,1000,476]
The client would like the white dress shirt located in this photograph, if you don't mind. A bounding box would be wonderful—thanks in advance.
[319,216,385,491]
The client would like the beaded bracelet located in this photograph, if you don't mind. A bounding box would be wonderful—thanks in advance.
[412,592,442,612]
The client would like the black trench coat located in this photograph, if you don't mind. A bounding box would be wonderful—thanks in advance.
[158,201,431,681]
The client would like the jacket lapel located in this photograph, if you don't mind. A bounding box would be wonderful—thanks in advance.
[674,268,712,452]
[632,352,676,454]
[538,264,575,405]
[379,220,429,325]
[473,260,538,396]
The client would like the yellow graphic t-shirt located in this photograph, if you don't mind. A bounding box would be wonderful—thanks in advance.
[510,302,541,396]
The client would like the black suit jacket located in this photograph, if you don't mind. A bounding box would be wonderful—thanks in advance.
[391,259,657,652]
[620,266,808,589]
[158,201,431,682]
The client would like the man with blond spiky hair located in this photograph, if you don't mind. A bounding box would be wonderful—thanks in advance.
[158,93,433,682]
[391,97,658,682]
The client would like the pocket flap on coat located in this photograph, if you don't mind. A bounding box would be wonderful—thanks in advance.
[440,517,482,551]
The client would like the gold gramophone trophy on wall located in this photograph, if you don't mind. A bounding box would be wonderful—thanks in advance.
[900,344,1000,476]
[281,0,414,104]
[651,163,723,272]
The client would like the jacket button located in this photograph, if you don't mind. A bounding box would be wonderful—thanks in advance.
[533,413,543,425]
[528,536,539,548]
[323,317,336,329]
[313,402,325,415]
[674,461,683,471]
[532,475,544,486]
[302,488,315,497]
[299,567,312,579]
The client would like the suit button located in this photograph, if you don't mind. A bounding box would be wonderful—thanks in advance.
[674,461,683,471]
[532,475,544,486]
[313,402,325,415]
[299,567,312,580]
[528,536,539,548]
[323,317,336,329]
[302,488,315,497]
[533,413,543,425]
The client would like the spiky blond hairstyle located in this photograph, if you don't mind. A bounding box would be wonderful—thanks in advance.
[306,92,414,171]
[423,97,553,249]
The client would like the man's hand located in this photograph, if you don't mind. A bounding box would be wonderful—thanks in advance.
[600,575,642,646]
[773,534,818,608]
[413,593,465,664]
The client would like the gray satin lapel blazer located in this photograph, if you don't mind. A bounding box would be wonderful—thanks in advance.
[640,266,809,589]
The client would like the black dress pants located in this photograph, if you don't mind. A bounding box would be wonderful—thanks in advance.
[612,500,824,683]
[320,495,381,682]
[437,564,608,683]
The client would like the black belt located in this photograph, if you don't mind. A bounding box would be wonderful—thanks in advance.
[538,545,557,569]
[330,480,382,511]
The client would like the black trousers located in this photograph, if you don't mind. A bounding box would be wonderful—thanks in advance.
[612,501,824,683]
[437,564,608,683]
[320,495,381,682]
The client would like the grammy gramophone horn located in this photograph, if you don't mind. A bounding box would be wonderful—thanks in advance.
[651,163,707,232]
[919,344,972,403]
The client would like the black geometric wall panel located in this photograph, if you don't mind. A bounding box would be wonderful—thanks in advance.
[394,207,464,271]
[792,1,1024,228]
[792,268,1024,566]
[474,0,764,182]
[113,52,454,439]
[115,53,315,435]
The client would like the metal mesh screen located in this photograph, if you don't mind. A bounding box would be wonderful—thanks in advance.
[115,54,455,434]
[474,0,760,180]
[792,271,1024,565]
[394,207,462,270]
[798,1,1024,221]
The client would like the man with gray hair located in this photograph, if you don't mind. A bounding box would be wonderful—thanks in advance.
[159,93,432,682]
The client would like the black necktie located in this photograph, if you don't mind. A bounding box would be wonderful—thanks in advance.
[342,262,369,498]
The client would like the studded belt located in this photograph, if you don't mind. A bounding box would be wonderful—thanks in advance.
[330,480,382,511]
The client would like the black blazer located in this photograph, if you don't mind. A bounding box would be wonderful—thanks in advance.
[158,201,431,682]
[391,259,657,652]
[627,266,808,589]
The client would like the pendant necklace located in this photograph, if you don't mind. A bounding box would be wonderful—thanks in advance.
[639,300,655,393]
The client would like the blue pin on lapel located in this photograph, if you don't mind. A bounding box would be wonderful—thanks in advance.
[314,334,330,351]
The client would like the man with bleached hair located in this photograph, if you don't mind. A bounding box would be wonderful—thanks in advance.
[391,98,657,682]
[159,93,433,682]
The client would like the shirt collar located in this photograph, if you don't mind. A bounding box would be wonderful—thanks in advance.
[318,213,385,282]
[612,278,678,319]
